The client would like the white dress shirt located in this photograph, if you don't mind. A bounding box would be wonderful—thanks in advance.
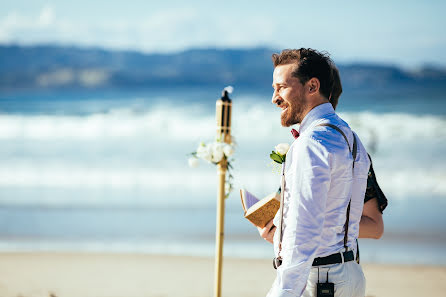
[268,103,370,297]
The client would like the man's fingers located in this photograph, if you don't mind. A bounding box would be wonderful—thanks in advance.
[265,219,275,230]
[259,221,275,237]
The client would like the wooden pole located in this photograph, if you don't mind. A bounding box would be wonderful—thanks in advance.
[214,158,227,297]
[213,90,232,297]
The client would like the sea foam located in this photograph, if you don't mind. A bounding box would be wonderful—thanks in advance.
[0,103,445,207]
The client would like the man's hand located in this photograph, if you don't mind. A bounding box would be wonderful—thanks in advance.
[256,219,276,244]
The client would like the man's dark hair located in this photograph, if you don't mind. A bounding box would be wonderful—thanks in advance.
[272,48,342,109]
[330,66,342,110]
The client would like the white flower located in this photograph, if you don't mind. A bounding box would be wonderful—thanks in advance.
[189,139,235,197]
[196,143,212,162]
[188,157,199,168]
[223,143,234,157]
[211,142,225,163]
[275,143,290,155]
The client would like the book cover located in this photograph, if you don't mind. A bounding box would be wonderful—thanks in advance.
[240,189,280,228]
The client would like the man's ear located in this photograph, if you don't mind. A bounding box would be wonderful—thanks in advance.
[307,78,320,95]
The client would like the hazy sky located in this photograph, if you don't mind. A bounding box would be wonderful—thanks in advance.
[1,0,445,67]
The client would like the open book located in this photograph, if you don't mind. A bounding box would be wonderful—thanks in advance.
[240,189,280,228]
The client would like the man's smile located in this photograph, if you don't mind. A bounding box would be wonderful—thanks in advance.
[274,98,288,111]
[278,102,289,113]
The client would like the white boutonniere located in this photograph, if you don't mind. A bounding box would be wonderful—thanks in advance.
[270,143,290,164]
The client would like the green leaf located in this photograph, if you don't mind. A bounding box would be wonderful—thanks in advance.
[270,152,283,164]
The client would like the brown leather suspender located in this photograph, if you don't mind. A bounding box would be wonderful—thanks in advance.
[319,123,357,251]
[277,157,286,252]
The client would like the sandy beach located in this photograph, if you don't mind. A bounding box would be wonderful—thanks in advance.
[0,252,444,297]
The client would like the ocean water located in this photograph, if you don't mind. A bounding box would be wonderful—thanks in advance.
[0,86,445,265]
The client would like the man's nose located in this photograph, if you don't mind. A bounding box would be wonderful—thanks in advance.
[272,90,280,105]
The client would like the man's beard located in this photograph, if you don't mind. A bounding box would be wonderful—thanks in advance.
[281,102,305,127]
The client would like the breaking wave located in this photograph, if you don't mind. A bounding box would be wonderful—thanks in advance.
[0,102,445,206]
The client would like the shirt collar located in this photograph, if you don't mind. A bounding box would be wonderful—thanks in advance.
[298,103,335,134]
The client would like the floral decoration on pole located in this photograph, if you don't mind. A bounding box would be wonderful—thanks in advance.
[188,140,235,197]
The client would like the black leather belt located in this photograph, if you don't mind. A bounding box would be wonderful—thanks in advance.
[312,250,354,267]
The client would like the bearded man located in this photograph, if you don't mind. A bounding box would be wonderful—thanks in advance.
[264,48,370,297]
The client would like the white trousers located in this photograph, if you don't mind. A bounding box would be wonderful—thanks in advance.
[302,261,366,297]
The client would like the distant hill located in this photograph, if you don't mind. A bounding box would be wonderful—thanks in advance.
[1,44,445,91]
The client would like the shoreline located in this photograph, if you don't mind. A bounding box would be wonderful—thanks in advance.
[0,252,445,297]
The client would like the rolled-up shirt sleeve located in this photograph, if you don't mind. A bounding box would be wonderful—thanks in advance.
[268,136,331,297]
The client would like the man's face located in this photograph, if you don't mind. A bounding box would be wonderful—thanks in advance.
[272,64,308,127]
